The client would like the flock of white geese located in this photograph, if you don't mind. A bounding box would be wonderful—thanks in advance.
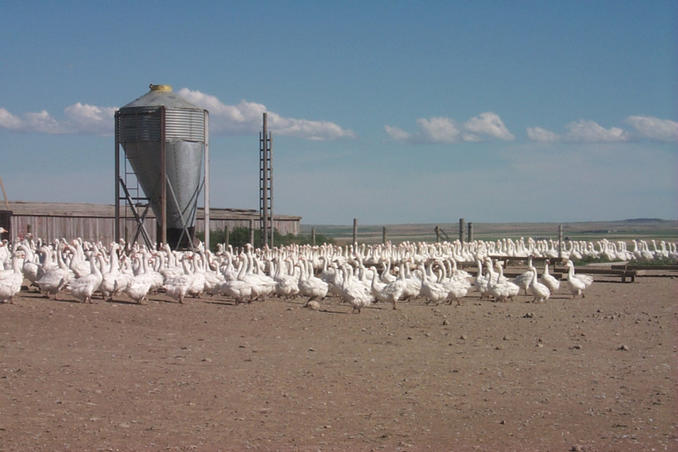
[0,231,676,311]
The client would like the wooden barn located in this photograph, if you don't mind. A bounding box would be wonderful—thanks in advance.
[0,201,301,244]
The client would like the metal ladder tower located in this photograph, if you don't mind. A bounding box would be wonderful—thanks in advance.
[259,112,274,247]
[114,111,154,250]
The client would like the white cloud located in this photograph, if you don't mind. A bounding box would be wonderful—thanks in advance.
[565,119,629,142]
[178,88,355,141]
[626,115,678,142]
[177,89,256,129]
[417,117,461,143]
[526,126,559,142]
[464,112,514,141]
[0,104,113,135]
[384,125,411,141]
[528,117,678,144]
[386,112,513,144]
[23,110,66,134]
[0,88,354,141]
[65,102,116,134]
[0,108,22,130]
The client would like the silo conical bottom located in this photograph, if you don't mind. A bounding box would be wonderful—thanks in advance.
[161,226,196,250]
[122,140,204,236]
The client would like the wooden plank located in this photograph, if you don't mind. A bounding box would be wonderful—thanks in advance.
[554,267,630,275]
[554,266,636,283]
[612,264,678,271]
[503,271,563,280]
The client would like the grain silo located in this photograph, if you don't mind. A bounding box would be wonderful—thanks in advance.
[114,84,210,249]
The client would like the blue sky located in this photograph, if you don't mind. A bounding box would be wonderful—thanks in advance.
[1,1,677,224]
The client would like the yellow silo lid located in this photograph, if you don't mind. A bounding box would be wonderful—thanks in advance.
[149,84,172,92]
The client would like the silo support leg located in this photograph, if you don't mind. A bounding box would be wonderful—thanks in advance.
[119,177,154,249]
[165,176,204,251]
[130,204,152,249]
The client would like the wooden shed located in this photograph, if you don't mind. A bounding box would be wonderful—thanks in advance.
[5,201,301,244]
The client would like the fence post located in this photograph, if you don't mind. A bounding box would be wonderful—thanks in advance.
[435,225,440,243]
[558,224,563,260]
[459,218,465,243]
[249,219,254,246]
[382,226,387,244]
[311,227,316,246]
[352,218,358,247]
[467,222,473,242]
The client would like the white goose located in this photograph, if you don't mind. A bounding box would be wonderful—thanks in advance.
[317,256,336,284]
[100,243,132,301]
[324,260,345,297]
[0,255,23,303]
[241,253,276,300]
[487,259,520,302]
[420,261,448,305]
[201,252,225,295]
[339,265,374,313]
[541,259,560,293]
[144,251,165,292]
[441,259,471,305]
[401,261,422,301]
[379,260,397,283]
[512,257,534,295]
[66,239,92,278]
[163,256,193,303]
[474,260,490,299]
[124,253,153,304]
[298,259,329,306]
[370,265,405,310]
[16,242,42,289]
[528,266,550,303]
[446,258,472,282]
[219,256,255,304]
[36,245,71,299]
[187,253,207,298]
[353,263,376,299]
[67,252,104,303]
[565,260,593,298]
[274,258,300,298]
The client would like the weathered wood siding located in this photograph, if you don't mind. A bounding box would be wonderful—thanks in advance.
[7,201,300,243]
[194,218,299,236]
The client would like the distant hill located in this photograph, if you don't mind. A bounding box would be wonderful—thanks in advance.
[623,218,665,223]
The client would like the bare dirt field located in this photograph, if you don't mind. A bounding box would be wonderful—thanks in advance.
[1,276,676,451]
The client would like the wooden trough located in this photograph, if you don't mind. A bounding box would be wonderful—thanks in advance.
[554,265,637,283]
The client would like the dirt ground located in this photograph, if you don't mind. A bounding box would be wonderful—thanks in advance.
[1,275,676,451]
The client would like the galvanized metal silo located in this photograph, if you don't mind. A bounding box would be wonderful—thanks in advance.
[114,84,210,249]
